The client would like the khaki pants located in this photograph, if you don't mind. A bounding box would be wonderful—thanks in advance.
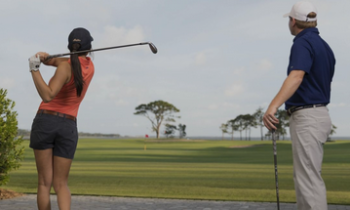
[289,106,331,210]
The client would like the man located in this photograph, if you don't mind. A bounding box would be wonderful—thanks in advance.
[263,1,335,210]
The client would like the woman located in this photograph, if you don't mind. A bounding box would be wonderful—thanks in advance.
[28,27,94,210]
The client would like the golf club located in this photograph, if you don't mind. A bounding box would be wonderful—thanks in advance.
[272,129,280,210]
[46,42,157,60]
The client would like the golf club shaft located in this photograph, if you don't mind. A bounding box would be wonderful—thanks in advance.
[272,130,280,210]
[46,42,157,60]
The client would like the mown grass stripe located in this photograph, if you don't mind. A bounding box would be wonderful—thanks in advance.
[4,139,350,204]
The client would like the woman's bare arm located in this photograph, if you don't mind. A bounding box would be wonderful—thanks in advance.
[37,52,69,67]
[31,60,71,103]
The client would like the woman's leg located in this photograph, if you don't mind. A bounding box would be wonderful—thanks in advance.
[53,156,73,210]
[34,149,53,210]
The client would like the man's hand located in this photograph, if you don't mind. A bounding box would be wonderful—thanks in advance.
[263,106,279,130]
[262,70,305,131]
[28,54,41,72]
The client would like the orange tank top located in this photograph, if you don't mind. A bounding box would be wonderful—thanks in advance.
[39,57,94,117]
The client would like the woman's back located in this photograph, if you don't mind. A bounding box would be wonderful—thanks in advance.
[39,57,94,117]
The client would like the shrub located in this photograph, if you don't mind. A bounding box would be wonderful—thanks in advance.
[0,88,24,186]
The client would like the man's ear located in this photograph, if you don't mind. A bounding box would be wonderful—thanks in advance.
[291,18,296,27]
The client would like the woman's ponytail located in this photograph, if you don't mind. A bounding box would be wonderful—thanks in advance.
[70,43,84,97]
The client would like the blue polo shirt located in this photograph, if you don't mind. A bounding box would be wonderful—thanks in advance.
[285,28,335,110]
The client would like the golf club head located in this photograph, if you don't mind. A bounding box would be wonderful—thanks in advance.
[148,42,158,54]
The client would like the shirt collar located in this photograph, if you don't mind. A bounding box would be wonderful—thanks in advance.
[293,28,319,42]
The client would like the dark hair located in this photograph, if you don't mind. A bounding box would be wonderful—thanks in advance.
[70,43,85,97]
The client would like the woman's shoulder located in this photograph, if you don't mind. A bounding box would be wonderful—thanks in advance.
[58,60,71,68]
[56,60,72,75]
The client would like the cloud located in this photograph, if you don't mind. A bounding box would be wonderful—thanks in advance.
[195,52,206,65]
[96,25,145,48]
[208,102,241,110]
[225,84,244,97]
[86,75,148,103]
[114,99,129,106]
[223,102,240,109]
[0,38,44,61]
[207,104,218,110]
[254,59,273,72]
[0,78,16,89]
[232,67,245,75]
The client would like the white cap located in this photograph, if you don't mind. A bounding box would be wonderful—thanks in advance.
[283,1,317,22]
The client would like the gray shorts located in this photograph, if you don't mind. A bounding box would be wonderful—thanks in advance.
[30,113,78,159]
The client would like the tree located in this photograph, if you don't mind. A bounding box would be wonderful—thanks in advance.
[265,130,272,140]
[241,114,257,141]
[330,124,337,136]
[253,107,264,141]
[265,109,289,140]
[0,88,24,186]
[178,124,186,139]
[227,119,239,140]
[327,124,337,142]
[164,124,177,138]
[232,115,244,140]
[134,100,180,139]
[219,123,228,140]
[275,109,289,140]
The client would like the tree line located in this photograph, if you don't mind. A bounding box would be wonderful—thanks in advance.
[220,107,290,141]
[133,101,338,141]
[220,107,337,141]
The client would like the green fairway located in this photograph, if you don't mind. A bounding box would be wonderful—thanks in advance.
[4,138,350,204]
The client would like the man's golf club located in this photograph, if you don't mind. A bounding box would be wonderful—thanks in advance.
[272,129,280,210]
[46,42,157,60]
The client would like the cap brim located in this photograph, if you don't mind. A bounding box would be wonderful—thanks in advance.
[283,12,290,18]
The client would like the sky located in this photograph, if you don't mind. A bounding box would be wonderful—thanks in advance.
[0,0,349,138]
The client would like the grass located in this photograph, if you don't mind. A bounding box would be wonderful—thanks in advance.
[3,138,350,204]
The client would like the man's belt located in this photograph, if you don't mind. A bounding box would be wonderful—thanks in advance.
[287,104,326,116]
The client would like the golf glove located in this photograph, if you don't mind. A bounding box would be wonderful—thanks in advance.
[29,55,41,72]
